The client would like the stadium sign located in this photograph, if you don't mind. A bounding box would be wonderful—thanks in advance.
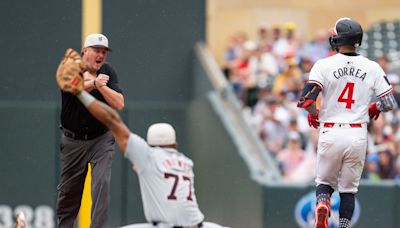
[295,191,360,228]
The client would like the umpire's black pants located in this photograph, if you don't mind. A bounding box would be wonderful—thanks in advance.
[56,131,115,228]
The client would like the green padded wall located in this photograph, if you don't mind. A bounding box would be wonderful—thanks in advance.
[263,182,400,228]
[0,0,81,101]
[102,0,205,102]
[0,102,59,226]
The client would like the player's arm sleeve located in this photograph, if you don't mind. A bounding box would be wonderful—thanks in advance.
[376,93,397,112]
[297,82,322,108]
[124,133,153,173]
[297,61,323,109]
[373,64,397,112]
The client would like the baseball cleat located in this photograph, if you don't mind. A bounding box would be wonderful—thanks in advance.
[15,212,26,228]
[314,202,329,228]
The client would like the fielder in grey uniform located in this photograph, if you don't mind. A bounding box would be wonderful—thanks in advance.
[297,18,396,228]
[56,86,228,228]
[57,34,124,227]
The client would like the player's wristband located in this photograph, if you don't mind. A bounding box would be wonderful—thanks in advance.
[77,91,95,107]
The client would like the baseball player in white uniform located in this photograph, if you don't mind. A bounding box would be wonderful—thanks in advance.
[56,84,227,227]
[297,18,396,228]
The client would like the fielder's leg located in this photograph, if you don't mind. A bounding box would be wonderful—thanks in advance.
[314,184,334,228]
[338,193,355,228]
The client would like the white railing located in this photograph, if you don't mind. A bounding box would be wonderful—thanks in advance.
[194,42,282,184]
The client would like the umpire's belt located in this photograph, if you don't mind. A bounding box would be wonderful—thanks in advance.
[152,221,203,228]
[323,122,363,128]
[60,126,107,140]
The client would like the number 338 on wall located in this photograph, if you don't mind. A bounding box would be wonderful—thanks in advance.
[0,205,54,228]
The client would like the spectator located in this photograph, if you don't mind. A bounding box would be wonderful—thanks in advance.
[287,119,307,150]
[232,40,260,107]
[377,148,396,179]
[256,25,271,47]
[299,29,330,63]
[272,57,302,99]
[271,24,282,43]
[259,97,287,155]
[391,113,400,153]
[285,148,317,183]
[364,153,381,181]
[394,156,400,181]
[277,131,306,180]
[249,87,274,134]
[298,56,314,82]
[258,40,279,88]
[273,22,301,61]
[224,33,247,66]
[285,127,319,183]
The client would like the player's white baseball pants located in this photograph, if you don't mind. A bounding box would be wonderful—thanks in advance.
[316,123,367,193]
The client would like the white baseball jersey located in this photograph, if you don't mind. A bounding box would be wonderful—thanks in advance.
[124,133,204,226]
[309,53,392,123]
[309,53,392,193]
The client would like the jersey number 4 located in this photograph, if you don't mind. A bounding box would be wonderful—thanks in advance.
[164,172,193,201]
[338,82,355,109]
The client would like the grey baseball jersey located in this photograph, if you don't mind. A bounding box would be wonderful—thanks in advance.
[309,53,392,193]
[124,133,204,226]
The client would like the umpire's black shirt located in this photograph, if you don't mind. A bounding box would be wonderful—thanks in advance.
[61,63,122,135]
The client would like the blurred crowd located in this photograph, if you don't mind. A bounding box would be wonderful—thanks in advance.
[223,22,400,183]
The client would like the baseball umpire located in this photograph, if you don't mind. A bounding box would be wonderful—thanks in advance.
[297,17,396,228]
[57,34,124,227]
[55,49,228,228]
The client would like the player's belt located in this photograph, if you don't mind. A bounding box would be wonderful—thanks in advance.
[152,221,203,228]
[60,125,107,140]
[323,122,362,128]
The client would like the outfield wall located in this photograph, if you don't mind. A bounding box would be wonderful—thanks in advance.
[263,182,400,228]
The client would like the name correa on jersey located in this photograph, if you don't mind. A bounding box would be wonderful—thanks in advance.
[333,66,367,81]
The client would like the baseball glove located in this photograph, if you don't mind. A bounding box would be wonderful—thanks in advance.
[56,48,86,95]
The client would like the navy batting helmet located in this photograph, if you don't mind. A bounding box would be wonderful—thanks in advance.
[328,17,363,51]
